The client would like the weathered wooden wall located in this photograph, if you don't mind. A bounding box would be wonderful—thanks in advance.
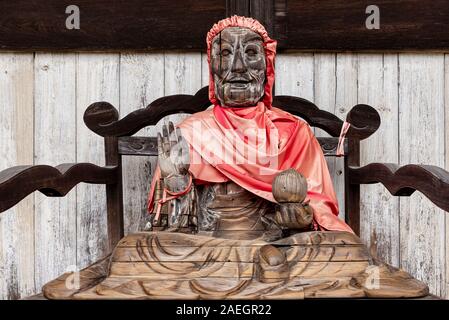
[0,52,448,299]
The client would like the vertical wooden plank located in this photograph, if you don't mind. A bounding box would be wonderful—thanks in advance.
[357,54,400,266]
[120,53,164,234]
[164,53,203,96]
[399,53,446,296]
[76,53,120,268]
[445,53,449,299]
[226,0,250,16]
[34,53,77,290]
[0,53,34,299]
[164,52,203,131]
[314,53,346,219]
[335,54,358,220]
[275,53,314,101]
[201,53,209,88]
[104,137,124,250]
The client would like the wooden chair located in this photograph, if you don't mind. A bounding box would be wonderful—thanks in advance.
[1,86,447,298]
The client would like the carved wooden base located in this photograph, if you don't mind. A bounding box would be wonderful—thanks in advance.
[42,231,428,299]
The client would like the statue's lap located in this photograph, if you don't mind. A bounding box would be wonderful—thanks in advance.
[42,231,429,299]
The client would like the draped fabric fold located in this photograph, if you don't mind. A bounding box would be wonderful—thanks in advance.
[147,15,353,233]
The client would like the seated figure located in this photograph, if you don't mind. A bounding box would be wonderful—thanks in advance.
[147,15,351,239]
[43,16,429,299]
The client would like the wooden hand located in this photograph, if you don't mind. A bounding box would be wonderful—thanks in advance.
[157,121,190,179]
[271,169,314,230]
[274,201,314,230]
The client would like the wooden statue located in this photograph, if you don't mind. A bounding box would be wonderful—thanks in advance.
[41,16,429,299]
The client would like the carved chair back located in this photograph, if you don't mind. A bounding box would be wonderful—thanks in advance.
[83,86,381,246]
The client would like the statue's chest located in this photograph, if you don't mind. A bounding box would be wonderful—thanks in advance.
[198,181,272,239]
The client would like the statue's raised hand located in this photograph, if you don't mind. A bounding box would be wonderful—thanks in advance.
[157,121,190,179]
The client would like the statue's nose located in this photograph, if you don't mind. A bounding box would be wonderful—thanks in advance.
[231,50,246,73]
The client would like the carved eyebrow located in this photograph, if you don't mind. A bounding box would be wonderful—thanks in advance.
[212,34,262,46]
[243,35,263,43]
[212,38,232,46]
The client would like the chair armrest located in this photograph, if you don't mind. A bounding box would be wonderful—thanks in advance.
[348,163,449,212]
[0,163,118,213]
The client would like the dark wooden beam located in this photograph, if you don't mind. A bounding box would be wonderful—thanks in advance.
[250,0,275,37]
[275,0,449,51]
[0,0,226,51]
[349,163,449,213]
[83,87,211,138]
[0,163,118,213]
[345,140,360,235]
[118,136,347,157]
[104,137,125,251]
[226,0,250,16]
[1,0,448,51]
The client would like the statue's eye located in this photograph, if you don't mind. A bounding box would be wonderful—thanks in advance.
[221,49,231,56]
[246,49,257,56]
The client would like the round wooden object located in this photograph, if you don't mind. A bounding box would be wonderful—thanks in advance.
[272,169,308,203]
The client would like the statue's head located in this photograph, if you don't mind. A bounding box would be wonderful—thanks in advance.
[206,16,277,108]
[211,27,266,107]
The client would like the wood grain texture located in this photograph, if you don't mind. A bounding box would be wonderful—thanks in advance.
[42,254,111,299]
[336,54,358,222]
[357,54,400,267]
[273,95,379,140]
[314,54,345,219]
[34,53,77,291]
[0,164,117,213]
[445,53,449,300]
[0,53,34,299]
[76,53,119,268]
[112,243,370,263]
[118,230,366,247]
[104,136,124,250]
[344,140,360,234]
[201,53,210,88]
[0,0,226,51]
[226,0,250,17]
[1,1,449,51]
[118,136,346,157]
[275,53,314,102]
[42,231,429,299]
[83,87,211,138]
[278,0,449,51]
[120,53,164,234]
[349,163,449,213]
[398,54,446,297]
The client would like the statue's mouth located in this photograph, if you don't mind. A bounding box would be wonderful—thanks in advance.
[227,77,251,89]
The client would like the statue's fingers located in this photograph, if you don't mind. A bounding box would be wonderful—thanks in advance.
[274,211,285,225]
[177,133,189,153]
[162,132,171,155]
[162,123,169,139]
[168,125,177,148]
[176,128,183,142]
[177,145,188,166]
[181,146,190,168]
[168,121,175,136]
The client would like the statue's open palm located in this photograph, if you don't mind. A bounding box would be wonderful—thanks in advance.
[157,121,190,178]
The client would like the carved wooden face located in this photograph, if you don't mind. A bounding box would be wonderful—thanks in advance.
[211,27,266,107]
